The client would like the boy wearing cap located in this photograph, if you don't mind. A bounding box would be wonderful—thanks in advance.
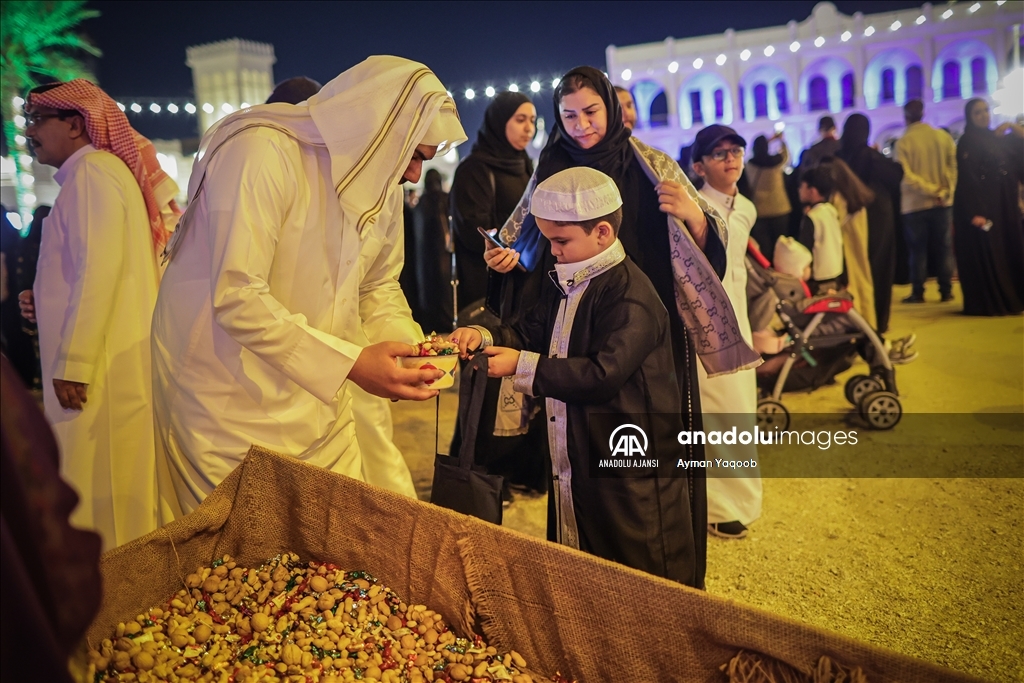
[452,167,698,585]
[690,125,762,540]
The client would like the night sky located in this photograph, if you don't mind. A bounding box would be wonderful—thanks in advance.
[83,1,925,141]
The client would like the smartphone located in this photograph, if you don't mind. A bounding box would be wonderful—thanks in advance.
[477,227,526,272]
[773,122,785,134]
[477,226,509,249]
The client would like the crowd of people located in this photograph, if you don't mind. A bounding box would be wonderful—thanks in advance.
[0,56,1022,606]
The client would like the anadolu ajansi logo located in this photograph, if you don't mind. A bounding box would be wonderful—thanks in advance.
[608,424,648,458]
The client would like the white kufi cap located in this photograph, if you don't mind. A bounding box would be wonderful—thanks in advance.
[531,167,623,222]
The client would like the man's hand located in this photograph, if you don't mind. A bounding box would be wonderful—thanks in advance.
[18,290,36,323]
[53,379,88,410]
[484,245,520,273]
[348,342,442,401]
[655,181,708,250]
[971,216,988,228]
[482,346,520,378]
[450,327,483,359]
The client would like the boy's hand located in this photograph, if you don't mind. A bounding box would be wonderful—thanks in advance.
[482,346,520,378]
[450,327,482,359]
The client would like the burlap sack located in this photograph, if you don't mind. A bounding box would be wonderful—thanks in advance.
[86,447,981,683]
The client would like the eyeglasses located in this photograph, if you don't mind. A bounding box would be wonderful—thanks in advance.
[705,146,745,162]
[25,112,66,126]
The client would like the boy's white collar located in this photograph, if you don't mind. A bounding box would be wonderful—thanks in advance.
[552,239,626,292]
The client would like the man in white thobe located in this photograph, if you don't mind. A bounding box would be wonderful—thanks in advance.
[691,125,763,539]
[261,74,419,499]
[153,57,466,519]
[19,80,180,550]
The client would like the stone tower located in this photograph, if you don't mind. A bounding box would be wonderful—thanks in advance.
[186,38,276,133]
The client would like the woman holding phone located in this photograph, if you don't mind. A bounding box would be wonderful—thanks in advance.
[448,91,548,496]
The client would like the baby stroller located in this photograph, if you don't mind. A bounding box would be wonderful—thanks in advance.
[745,244,902,431]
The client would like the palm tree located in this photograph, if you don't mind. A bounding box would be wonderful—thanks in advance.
[1,0,100,224]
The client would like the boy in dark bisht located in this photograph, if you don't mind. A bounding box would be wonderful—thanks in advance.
[452,167,698,585]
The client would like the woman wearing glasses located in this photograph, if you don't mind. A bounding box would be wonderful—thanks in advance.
[486,66,760,588]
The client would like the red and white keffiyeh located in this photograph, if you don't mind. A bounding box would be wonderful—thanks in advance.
[28,79,180,252]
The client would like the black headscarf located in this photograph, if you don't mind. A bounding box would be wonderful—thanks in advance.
[957,98,1005,168]
[837,113,873,180]
[470,91,534,176]
[535,66,633,185]
[748,135,783,167]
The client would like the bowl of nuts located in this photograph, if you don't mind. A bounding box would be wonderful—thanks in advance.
[398,334,460,389]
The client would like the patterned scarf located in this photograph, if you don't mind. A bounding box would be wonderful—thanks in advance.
[501,138,761,378]
[28,79,180,253]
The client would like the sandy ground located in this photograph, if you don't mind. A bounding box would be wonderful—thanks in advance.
[391,282,1023,682]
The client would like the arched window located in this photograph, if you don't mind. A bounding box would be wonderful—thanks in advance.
[738,85,745,120]
[970,57,987,94]
[808,76,829,111]
[906,66,923,101]
[714,89,725,121]
[942,61,961,99]
[841,72,855,108]
[650,91,668,127]
[775,81,789,114]
[754,83,769,118]
[689,91,703,124]
[881,68,896,103]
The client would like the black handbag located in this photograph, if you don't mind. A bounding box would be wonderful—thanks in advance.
[429,354,504,524]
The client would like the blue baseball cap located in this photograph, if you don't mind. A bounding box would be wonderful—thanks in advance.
[691,125,747,164]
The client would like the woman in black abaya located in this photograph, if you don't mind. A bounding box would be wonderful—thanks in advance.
[448,92,548,495]
[837,113,905,334]
[953,99,1024,316]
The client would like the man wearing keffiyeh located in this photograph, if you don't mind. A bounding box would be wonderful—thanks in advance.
[18,79,179,551]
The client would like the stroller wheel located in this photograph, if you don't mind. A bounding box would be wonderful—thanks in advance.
[757,399,791,431]
[859,391,902,430]
[845,374,883,406]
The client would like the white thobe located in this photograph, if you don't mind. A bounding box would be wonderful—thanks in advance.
[697,184,762,527]
[152,127,421,519]
[34,144,161,550]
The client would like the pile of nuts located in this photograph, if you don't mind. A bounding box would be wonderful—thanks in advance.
[87,553,568,683]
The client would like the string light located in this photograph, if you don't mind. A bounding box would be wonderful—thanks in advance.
[167,103,178,113]
[185,103,197,114]
[668,60,679,73]
[841,31,852,41]
[465,88,475,100]
[890,20,901,31]
[942,8,953,18]
[693,58,703,69]
[117,102,126,111]
[864,26,876,36]
[130,103,142,113]
[551,78,560,88]
[814,36,825,47]
[485,86,495,97]
[149,103,161,113]
[764,45,775,56]
[241,102,250,108]
[968,2,980,12]
[740,49,751,61]
[530,81,541,92]
[916,15,926,24]
[221,103,234,113]
[13,114,26,127]
[12,96,25,108]
[202,103,214,113]
[508,83,519,92]
[790,41,801,52]
[716,54,727,66]
[621,69,632,81]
